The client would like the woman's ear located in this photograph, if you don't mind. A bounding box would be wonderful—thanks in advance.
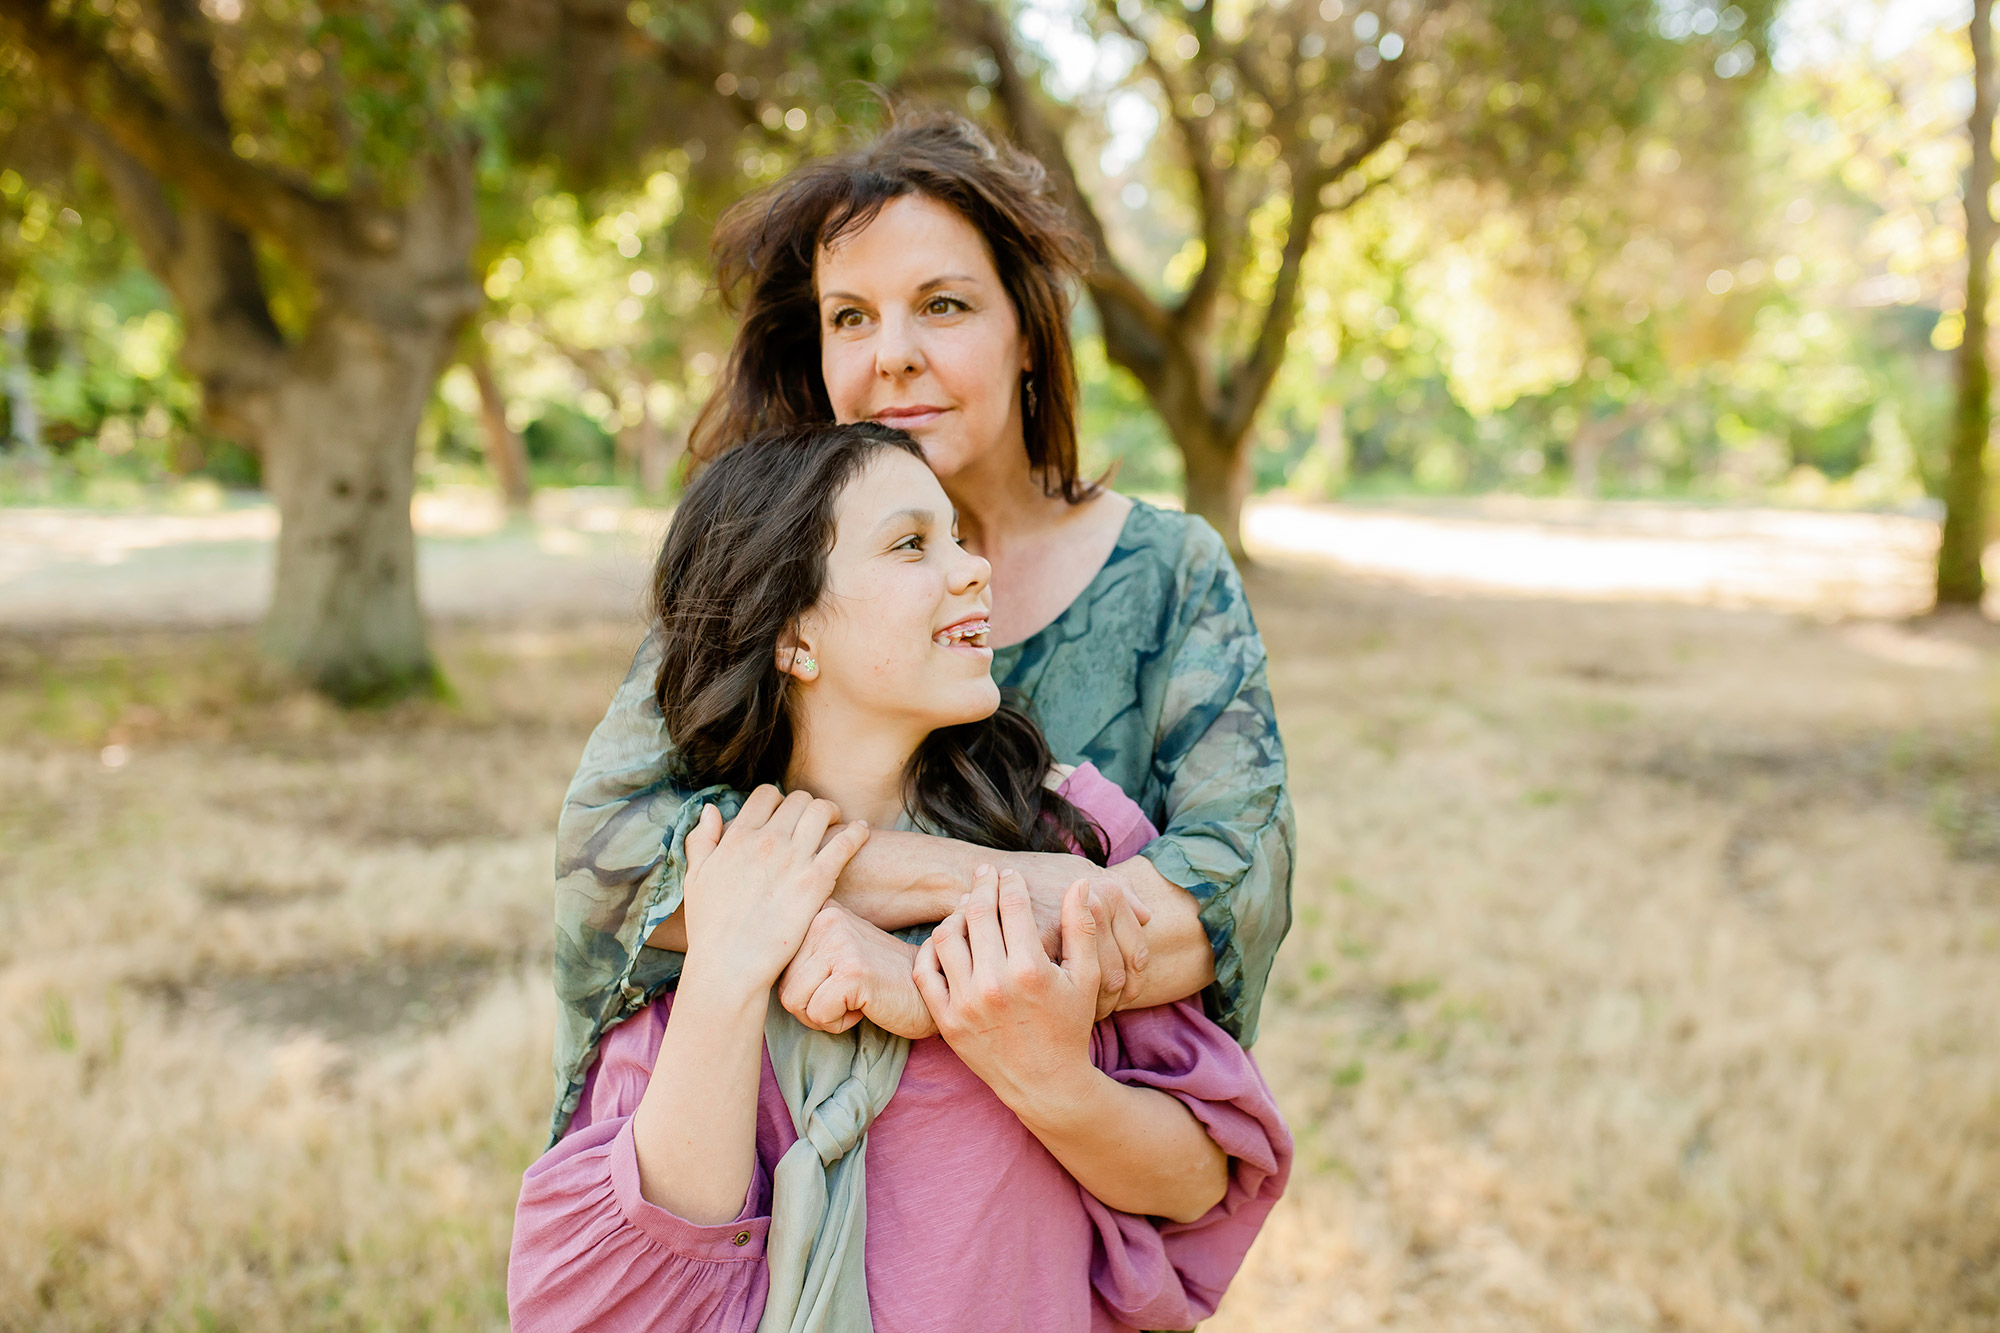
[775,630,820,683]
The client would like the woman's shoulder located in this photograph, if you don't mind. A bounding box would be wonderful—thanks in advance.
[1096,498,1241,614]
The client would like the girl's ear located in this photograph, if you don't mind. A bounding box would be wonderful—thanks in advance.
[775,629,819,682]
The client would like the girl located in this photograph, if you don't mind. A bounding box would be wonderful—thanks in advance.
[510,423,1289,1331]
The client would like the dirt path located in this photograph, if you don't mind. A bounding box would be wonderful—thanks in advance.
[0,491,1981,631]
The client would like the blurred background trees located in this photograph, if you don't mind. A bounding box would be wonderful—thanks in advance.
[0,0,1985,694]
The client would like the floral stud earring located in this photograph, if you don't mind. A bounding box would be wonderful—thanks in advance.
[795,654,817,675]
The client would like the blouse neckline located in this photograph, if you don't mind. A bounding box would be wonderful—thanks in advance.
[993,497,1151,665]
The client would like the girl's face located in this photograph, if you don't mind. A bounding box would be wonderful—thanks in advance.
[816,194,1033,488]
[791,448,1000,732]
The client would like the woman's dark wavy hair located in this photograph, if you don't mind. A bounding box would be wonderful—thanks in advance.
[689,106,1098,504]
[652,420,1106,861]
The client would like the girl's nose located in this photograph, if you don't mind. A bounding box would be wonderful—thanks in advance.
[952,548,991,595]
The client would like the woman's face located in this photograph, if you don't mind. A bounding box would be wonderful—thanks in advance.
[817,194,1032,487]
[794,448,1000,732]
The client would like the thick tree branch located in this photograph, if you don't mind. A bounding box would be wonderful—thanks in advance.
[1100,6,1233,336]
[947,0,1169,356]
[1219,109,1397,441]
[0,0,348,256]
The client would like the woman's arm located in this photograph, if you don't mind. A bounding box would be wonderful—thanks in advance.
[1128,521,1295,1044]
[914,868,1228,1225]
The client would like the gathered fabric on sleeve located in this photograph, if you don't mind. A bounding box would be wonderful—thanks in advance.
[509,992,789,1333]
[1080,1000,1293,1330]
[550,632,745,1144]
[1132,515,1295,1047]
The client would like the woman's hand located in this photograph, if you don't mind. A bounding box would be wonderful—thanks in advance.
[913,866,1104,1119]
[777,903,937,1040]
[1005,855,1151,1020]
[680,785,871,994]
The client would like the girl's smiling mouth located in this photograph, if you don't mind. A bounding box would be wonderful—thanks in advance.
[933,616,991,652]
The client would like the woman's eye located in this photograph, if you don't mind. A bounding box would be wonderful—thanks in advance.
[925,296,966,316]
[832,307,865,329]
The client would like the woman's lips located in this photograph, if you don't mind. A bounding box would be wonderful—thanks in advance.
[873,406,948,430]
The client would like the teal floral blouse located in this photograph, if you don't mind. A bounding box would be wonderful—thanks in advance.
[547,498,1294,1142]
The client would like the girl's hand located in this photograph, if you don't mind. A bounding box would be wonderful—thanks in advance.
[777,904,937,1040]
[914,866,1104,1118]
[680,785,871,994]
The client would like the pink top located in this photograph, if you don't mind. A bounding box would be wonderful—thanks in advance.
[509,763,1291,1333]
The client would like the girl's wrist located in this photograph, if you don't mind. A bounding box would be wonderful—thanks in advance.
[676,955,773,1022]
[997,1056,1104,1134]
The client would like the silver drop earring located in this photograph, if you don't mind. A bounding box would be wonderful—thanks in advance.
[1022,375,1037,416]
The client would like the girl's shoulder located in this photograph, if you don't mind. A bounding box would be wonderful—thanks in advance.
[1056,760,1159,864]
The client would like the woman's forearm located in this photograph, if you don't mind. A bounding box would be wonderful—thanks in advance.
[1010,1064,1228,1225]
[628,962,767,1225]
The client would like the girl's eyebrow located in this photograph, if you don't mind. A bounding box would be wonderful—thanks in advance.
[871,507,935,536]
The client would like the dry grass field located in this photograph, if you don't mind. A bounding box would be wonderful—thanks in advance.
[2,551,1998,1331]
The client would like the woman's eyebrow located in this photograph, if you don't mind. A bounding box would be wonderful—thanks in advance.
[820,276,981,305]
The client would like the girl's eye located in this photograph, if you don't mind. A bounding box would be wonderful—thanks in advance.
[894,534,923,552]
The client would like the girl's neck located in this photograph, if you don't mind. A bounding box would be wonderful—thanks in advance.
[785,711,922,830]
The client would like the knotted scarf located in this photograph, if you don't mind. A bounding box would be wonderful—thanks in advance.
[756,992,911,1333]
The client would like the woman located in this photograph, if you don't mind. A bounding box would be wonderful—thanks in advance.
[551,110,1294,1144]
[511,423,1290,1331]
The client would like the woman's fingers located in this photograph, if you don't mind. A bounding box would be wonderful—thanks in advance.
[804,976,864,1032]
[1106,890,1149,1001]
[963,866,1007,969]
[931,909,974,993]
[1058,878,1103,1000]
[913,937,949,1014]
[995,869,1040,968]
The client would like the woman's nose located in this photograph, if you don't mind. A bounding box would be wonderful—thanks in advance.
[875,313,925,379]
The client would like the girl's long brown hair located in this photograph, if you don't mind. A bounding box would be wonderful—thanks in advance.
[652,420,1106,861]
[690,108,1098,503]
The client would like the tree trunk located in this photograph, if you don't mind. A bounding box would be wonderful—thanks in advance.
[257,304,459,702]
[468,346,533,510]
[1172,412,1254,561]
[1941,0,1995,607]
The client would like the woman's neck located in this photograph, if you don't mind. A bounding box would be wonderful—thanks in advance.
[944,450,1069,557]
[784,710,923,830]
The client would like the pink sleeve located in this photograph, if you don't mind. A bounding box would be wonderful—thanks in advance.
[1057,761,1160,865]
[507,998,774,1332]
[1081,1000,1293,1329]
